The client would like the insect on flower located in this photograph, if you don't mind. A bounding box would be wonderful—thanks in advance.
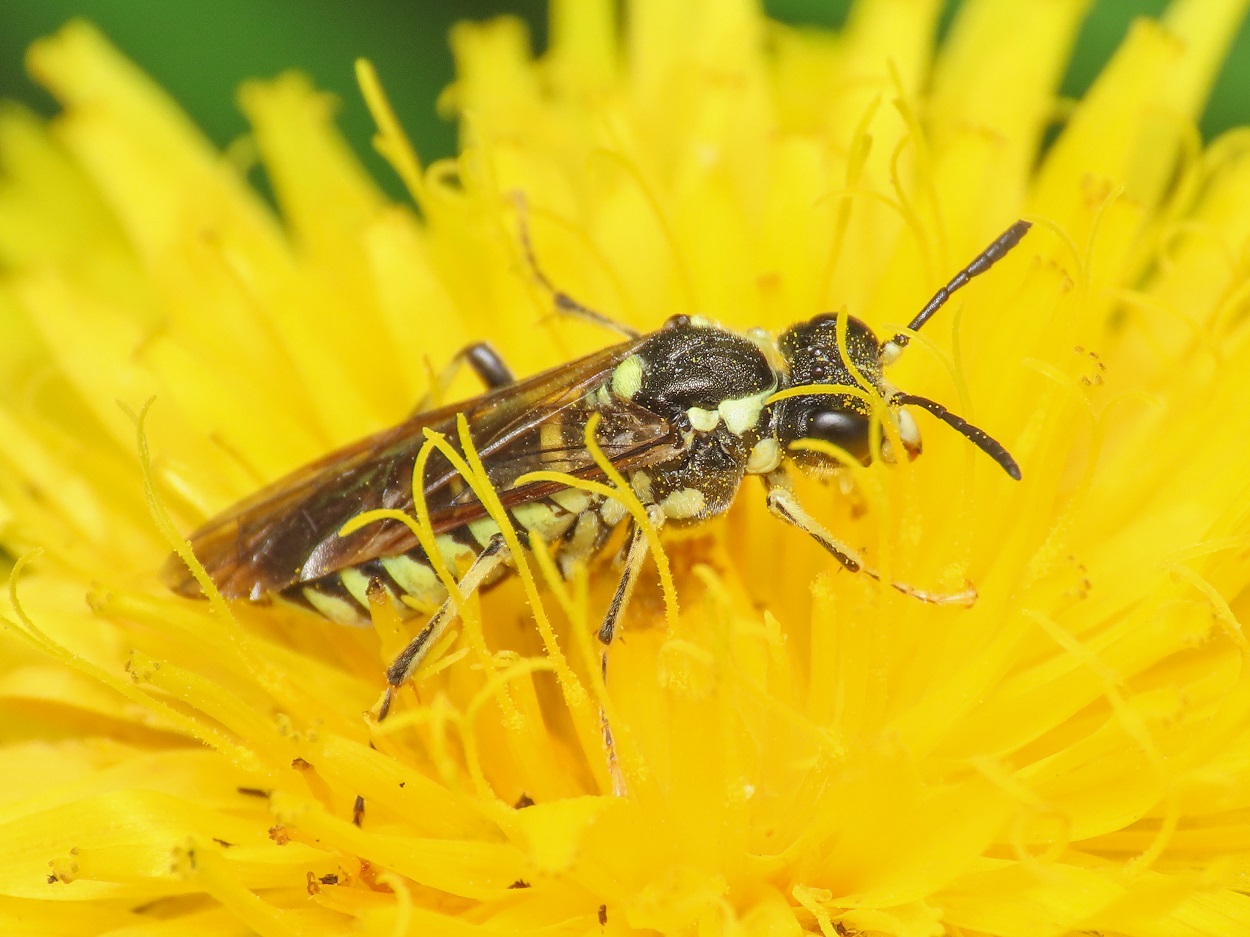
[165,215,1028,719]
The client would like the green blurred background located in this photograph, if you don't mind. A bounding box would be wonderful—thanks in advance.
[2,1,1247,203]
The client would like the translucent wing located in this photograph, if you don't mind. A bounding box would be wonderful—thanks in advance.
[164,338,683,600]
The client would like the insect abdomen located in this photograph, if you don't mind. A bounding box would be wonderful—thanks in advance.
[285,486,607,625]
[287,532,478,626]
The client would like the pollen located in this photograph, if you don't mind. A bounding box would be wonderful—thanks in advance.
[2,4,1250,937]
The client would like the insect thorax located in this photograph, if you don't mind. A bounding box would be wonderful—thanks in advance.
[608,320,780,525]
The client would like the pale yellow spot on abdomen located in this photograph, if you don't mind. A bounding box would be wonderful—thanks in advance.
[437,534,475,567]
[513,501,577,540]
[601,497,629,527]
[550,488,592,515]
[381,553,441,603]
[339,567,373,607]
[303,587,364,625]
[467,518,501,547]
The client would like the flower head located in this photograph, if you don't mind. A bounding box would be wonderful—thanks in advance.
[3,2,1250,935]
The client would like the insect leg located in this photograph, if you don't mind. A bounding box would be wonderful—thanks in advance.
[512,192,641,340]
[763,470,975,605]
[461,342,516,390]
[598,505,665,646]
[378,534,511,719]
[414,342,516,413]
[596,504,664,797]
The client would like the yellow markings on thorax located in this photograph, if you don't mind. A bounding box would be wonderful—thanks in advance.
[683,384,776,437]
[661,487,707,520]
[600,496,628,527]
[686,407,720,432]
[746,436,782,474]
[719,385,774,435]
[611,354,645,400]
[630,470,654,503]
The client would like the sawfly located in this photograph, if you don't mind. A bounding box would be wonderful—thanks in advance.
[166,217,1028,718]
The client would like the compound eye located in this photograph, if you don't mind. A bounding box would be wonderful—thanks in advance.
[808,409,871,460]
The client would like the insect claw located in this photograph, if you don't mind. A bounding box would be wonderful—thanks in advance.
[601,705,628,797]
[860,561,977,606]
[888,578,977,606]
[375,685,396,722]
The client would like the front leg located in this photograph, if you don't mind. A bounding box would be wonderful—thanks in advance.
[763,469,974,606]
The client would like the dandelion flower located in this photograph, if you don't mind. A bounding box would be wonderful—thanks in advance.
[4,2,1250,935]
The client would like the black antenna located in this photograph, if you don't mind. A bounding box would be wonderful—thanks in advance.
[893,392,1022,480]
[884,220,1032,360]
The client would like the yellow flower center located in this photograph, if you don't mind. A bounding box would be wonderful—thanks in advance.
[3,3,1250,935]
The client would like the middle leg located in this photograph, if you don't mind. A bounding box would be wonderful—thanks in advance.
[378,533,512,719]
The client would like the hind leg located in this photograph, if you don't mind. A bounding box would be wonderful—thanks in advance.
[511,192,641,340]
[414,342,515,413]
